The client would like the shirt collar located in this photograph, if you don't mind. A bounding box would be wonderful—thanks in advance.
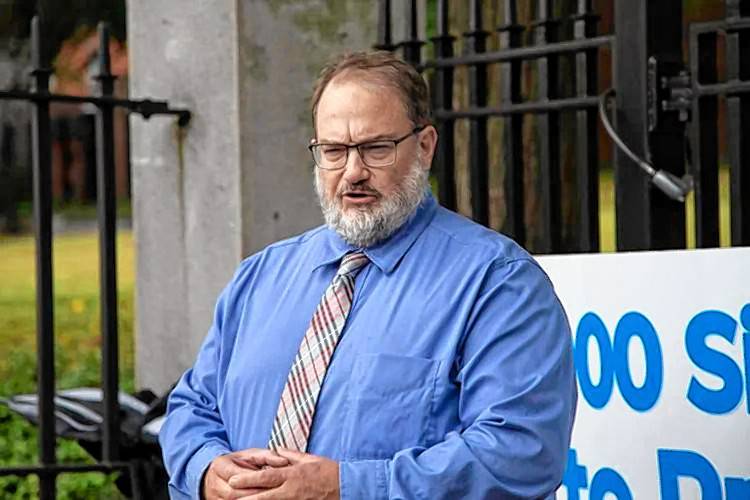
[312,191,438,275]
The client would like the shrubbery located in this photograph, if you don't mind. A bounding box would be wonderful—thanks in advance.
[0,232,135,499]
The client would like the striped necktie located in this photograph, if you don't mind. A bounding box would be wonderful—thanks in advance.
[268,252,370,451]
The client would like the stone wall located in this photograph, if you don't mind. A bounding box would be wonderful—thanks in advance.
[128,0,377,393]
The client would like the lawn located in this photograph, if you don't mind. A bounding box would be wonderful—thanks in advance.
[0,229,134,499]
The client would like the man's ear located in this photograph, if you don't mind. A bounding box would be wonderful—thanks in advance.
[417,125,438,169]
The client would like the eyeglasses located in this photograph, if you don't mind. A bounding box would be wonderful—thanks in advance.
[309,126,425,170]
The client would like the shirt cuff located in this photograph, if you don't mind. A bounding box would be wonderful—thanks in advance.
[186,442,231,499]
[340,459,388,500]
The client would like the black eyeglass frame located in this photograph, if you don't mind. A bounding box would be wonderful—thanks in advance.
[309,125,426,170]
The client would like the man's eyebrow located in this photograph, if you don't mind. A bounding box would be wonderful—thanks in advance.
[316,132,398,144]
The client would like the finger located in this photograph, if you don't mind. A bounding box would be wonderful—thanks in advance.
[230,456,264,470]
[233,449,290,468]
[208,476,266,500]
[273,448,308,465]
[236,488,284,500]
[226,487,268,499]
[228,468,285,490]
[214,457,255,481]
[210,476,237,499]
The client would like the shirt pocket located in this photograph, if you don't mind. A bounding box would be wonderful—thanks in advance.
[341,353,441,460]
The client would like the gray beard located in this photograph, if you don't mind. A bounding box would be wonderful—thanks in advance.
[315,161,429,248]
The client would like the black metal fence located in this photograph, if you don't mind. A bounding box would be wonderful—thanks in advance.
[0,18,189,500]
[689,1,750,247]
[377,0,750,253]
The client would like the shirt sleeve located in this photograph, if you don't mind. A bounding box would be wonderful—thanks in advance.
[339,258,577,499]
[159,283,235,499]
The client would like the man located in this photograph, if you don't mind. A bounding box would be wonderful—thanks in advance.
[160,51,576,500]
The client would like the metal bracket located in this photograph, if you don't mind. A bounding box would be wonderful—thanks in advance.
[647,57,693,131]
[661,70,692,122]
[647,57,659,132]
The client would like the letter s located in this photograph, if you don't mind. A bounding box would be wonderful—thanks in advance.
[685,310,743,414]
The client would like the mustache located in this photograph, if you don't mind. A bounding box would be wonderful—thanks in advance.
[337,183,381,197]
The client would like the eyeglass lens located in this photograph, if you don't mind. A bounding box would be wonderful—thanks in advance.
[315,141,397,169]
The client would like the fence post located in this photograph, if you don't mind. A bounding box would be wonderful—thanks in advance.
[614,0,686,250]
[726,0,750,246]
[431,0,456,211]
[464,0,490,226]
[689,27,720,247]
[401,0,423,66]
[534,0,562,254]
[376,0,396,51]
[94,22,121,463]
[574,0,600,252]
[29,15,57,500]
[498,0,525,246]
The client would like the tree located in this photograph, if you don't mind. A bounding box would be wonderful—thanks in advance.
[2,0,126,64]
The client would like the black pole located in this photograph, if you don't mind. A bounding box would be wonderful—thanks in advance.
[726,0,750,246]
[499,0,525,245]
[431,0,456,210]
[376,0,396,51]
[401,0,423,66]
[29,14,56,500]
[690,29,720,247]
[573,0,600,252]
[614,0,686,250]
[94,22,120,462]
[534,0,561,254]
[465,0,489,226]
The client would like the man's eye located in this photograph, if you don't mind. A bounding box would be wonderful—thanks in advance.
[361,143,393,159]
[321,146,346,159]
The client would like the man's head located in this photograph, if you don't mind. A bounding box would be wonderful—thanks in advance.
[310,51,438,248]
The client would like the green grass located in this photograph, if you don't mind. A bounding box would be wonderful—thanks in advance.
[598,167,732,252]
[0,230,134,499]
[13,200,133,224]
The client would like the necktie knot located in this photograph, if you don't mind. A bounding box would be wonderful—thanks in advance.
[336,252,369,278]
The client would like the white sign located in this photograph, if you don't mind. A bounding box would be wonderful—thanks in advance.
[537,247,750,500]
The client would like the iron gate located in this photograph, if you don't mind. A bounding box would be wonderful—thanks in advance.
[0,17,189,500]
[376,0,750,254]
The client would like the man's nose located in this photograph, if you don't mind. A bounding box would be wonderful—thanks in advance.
[342,147,370,184]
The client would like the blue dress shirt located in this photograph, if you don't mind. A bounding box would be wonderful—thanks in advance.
[160,193,577,499]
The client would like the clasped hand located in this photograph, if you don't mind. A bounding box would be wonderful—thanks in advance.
[202,448,340,500]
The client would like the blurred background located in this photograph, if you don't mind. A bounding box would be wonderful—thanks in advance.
[0,0,739,497]
[0,1,128,233]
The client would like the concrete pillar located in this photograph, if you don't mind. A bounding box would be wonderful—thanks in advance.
[128,0,377,393]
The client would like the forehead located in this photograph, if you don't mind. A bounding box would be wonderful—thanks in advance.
[315,77,411,140]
